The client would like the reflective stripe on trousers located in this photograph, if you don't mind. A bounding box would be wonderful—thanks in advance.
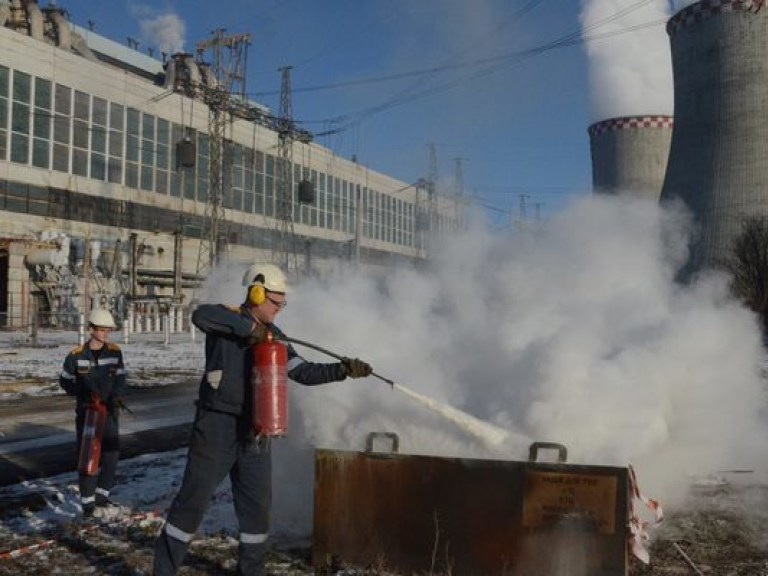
[240,532,268,544]
[164,521,195,544]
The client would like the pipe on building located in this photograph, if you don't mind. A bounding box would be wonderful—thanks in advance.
[7,0,25,32]
[173,231,183,298]
[166,54,202,97]
[47,8,71,51]
[164,56,178,90]
[0,5,11,27]
[26,1,44,40]
[69,30,98,61]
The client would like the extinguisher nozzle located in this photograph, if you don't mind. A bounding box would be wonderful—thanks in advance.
[373,373,395,388]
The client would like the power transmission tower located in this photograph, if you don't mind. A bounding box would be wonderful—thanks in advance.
[195,29,251,276]
[453,157,465,230]
[274,66,297,272]
[427,142,438,233]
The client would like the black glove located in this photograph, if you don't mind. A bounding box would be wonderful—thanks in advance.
[341,357,373,379]
[247,323,268,346]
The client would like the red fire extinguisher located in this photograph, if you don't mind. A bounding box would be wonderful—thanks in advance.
[252,331,288,437]
[78,397,107,476]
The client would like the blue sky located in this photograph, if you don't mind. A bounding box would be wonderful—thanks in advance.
[55,0,684,224]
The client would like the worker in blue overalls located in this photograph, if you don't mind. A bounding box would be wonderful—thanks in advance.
[153,262,372,576]
[59,308,126,517]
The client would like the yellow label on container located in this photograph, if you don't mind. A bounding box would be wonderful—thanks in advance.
[522,471,618,534]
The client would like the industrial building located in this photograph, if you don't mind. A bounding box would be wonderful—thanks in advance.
[0,1,460,329]
[660,0,768,271]
[588,115,673,200]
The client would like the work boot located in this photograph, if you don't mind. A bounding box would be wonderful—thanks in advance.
[96,495,116,508]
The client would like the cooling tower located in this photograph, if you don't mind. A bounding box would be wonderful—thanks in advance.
[588,116,673,199]
[660,0,768,270]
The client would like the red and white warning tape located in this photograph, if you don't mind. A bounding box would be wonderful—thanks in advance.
[0,538,57,560]
[627,464,664,564]
[0,509,164,561]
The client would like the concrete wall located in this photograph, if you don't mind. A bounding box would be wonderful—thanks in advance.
[588,116,673,200]
[661,0,768,270]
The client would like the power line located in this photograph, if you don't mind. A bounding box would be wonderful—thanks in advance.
[310,5,663,135]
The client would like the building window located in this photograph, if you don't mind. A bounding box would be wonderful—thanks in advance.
[10,70,31,165]
[53,83,71,173]
[183,128,197,200]
[125,107,139,188]
[254,150,265,214]
[90,96,107,180]
[405,203,412,247]
[108,103,124,184]
[317,171,327,229]
[225,141,243,211]
[264,154,275,217]
[196,132,208,202]
[72,90,89,176]
[0,65,8,161]
[333,178,352,232]
[169,123,183,197]
[309,169,318,227]
[243,146,255,213]
[32,77,51,169]
[140,112,155,191]
[332,176,341,232]
[156,118,169,194]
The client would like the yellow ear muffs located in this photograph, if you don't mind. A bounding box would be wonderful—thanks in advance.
[248,283,266,306]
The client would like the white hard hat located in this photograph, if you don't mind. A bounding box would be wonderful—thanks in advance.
[242,263,289,293]
[88,308,117,328]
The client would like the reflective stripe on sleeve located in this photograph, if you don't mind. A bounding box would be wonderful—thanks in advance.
[165,521,195,543]
[98,357,120,366]
[240,532,268,544]
[60,371,75,380]
[77,360,90,367]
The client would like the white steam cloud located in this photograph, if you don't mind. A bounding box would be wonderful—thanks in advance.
[580,0,674,121]
[206,195,768,536]
[131,6,186,55]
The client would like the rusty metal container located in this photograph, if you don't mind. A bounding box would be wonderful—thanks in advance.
[313,434,629,576]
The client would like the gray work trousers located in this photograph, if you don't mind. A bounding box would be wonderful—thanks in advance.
[153,409,272,576]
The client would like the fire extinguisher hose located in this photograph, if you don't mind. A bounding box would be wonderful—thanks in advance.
[273,334,394,388]
[274,334,516,447]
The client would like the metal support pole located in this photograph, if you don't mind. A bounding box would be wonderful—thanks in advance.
[78,313,86,346]
[28,298,39,346]
[125,305,133,344]
[163,313,171,348]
